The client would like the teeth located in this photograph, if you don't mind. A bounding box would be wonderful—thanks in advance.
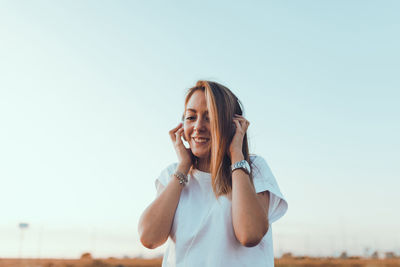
[193,137,209,143]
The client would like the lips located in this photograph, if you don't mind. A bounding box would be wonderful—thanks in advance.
[192,137,210,144]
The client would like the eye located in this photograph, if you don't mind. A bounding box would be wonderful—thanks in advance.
[185,116,195,121]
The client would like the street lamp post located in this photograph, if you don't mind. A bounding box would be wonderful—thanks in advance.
[18,223,29,259]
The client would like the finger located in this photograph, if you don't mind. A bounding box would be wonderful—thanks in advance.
[233,115,246,122]
[240,118,250,131]
[170,122,183,132]
[243,120,250,132]
[169,123,183,141]
[234,114,245,119]
[174,128,184,145]
[241,117,249,125]
[233,119,242,132]
[174,127,183,138]
[235,116,247,124]
[233,117,244,129]
[234,114,248,121]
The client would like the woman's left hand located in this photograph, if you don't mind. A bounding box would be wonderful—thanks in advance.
[229,114,250,159]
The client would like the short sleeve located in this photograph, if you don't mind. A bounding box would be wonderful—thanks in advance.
[250,155,288,223]
[154,163,178,196]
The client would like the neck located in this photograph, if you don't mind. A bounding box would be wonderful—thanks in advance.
[196,157,210,173]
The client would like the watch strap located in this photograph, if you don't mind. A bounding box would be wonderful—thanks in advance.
[231,160,251,174]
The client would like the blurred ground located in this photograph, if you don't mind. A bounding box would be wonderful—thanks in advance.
[0,258,400,267]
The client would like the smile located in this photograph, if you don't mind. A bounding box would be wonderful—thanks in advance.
[192,137,210,144]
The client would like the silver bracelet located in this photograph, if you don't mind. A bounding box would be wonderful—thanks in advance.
[173,171,188,186]
[231,160,251,175]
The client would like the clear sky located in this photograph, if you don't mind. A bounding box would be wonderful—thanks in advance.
[1,0,399,259]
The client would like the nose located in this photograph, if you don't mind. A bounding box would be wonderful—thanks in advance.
[194,116,207,132]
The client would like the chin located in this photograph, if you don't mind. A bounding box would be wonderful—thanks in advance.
[191,149,210,159]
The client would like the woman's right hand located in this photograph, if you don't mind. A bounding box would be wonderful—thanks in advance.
[169,123,193,170]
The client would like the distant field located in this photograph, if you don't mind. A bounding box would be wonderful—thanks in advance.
[0,258,399,267]
[275,258,400,267]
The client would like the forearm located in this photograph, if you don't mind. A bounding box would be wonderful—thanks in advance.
[138,164,190,249]
[231,154,268,247]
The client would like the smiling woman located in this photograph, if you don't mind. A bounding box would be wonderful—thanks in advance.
[138,80,288,267]
[183,90,212,167]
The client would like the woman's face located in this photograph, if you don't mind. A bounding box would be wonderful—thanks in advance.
[183,90,211,160]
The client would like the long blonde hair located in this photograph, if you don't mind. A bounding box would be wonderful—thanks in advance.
[184,80,252,197]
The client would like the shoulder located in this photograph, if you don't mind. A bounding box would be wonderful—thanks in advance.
[249,154,275,183]
[156,162,179,186]
[163,162,179,174]
[249,154,266,165]
[249,154,270,173]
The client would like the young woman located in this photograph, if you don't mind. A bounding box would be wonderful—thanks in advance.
[138,81,288,267]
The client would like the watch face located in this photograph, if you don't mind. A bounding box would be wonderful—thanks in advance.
[232,160,250,174]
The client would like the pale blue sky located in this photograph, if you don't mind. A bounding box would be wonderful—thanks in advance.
[1,0,399,259]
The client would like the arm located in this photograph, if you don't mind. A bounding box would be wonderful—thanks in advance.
[138,164,190,249]
[231,153,270,247]
[138,122,193,249]
[230,114,270,247]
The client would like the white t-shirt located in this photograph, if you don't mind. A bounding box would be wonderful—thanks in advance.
[155,155,288,267]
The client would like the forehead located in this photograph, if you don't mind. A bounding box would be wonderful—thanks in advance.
[185,90,208,112]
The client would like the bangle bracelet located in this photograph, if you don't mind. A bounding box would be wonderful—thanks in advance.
[173,171,188,186]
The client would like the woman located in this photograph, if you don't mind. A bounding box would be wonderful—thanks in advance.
[138,81,288,267]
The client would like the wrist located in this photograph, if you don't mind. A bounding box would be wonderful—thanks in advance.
[230,152,244,163]
[231,159,251,175]
[177,163,191,175]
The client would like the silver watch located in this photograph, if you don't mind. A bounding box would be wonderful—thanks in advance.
[231,160,251,174]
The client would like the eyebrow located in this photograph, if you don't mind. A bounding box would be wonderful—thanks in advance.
[185,108,209,114]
